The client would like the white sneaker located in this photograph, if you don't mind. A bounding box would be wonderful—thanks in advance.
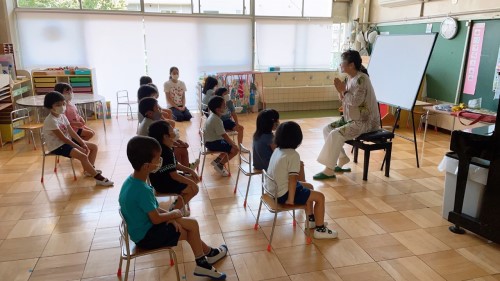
[213,164,229,177]
[307,221,328,229]
[190,159,200,170]
[206,245,228,265]
[193,265,226,280]
[84,169,102,177]
[313,226,338,239]
[95,177,114,186]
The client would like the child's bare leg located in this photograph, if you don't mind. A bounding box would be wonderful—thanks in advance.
[69,149,98,175]
[299,181,314,215]
[307,190,326,226]
[175,182,199,209]
[80,127,95,141]
[176,218,211,257]
[174,147,189,166]
[219,146,238,165]
[235,124,244,144]
[84,141,98,165]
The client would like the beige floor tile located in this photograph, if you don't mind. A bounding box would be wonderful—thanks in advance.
[91,227,120,250]
[0,205,26,221]
[134,247,184,271]
[380,194,427,211]
[30,252,89,281]
[324,201,364,219]
[7,217,59,239]
[335,262,394,281]
[419,250,490,281]
[401,208,450,228]
[261,224,309,249]
[53,212,100,234]
[414,177,445,191]
[0,221,17,239]
[223,228,270,255]
[31,189,73,204]
[379,256,446,281]
[21,202,68,220]
[457,244,500,274]
[467,276,500,281]
[0,258,38,281]
[349,197,396,214]
[368,212,420,233]
[410,191,444,207]
[42,231,95,257]
[0,235,50,262]
[96,210,121,228]
[289,269,343,281]
[394,168,433,179]
[82,247,122,279]
[334,215,386,238]
[354,234,413,262]
[332,185,378,200]
[62,198,105,215]
[425,226,487,249]
[0,191,39,207]
[315,239,373,267]
[232,251,288,280]
[274,245,332,275]
[216,209,257,232]
[389,179,430,194]
[391,229,451,255]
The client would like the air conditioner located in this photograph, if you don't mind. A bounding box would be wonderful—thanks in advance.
[379,0,427,8]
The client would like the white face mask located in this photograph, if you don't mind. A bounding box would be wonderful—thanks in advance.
[172,74,179,80]
[64,93,73,101]
[223,94,230,101]
[173,128,180,141]
[53,105,66,115]
[150,157,163,173]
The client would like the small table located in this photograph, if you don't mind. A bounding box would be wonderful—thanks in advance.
[16,94,107,133]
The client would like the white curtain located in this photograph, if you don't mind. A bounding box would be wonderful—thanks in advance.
[16,12,146,110]
[255,19,334,70]
[143,16,252,110]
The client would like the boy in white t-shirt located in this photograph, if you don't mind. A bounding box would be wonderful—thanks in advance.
[164,66,192,122]
[266,121,337,239]
[42,91,113,186]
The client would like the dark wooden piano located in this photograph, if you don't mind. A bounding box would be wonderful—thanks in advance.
[447,98,500,243]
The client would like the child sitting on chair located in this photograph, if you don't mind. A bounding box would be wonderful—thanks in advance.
[148,120,200,217]
[42,91,113,186]
[137,83,174,125]
[203,96,239,177]
[137,98,199,170]
[54,83,95,141]
[266,121,337,239]
[201,76,218,116]
[213,87,246,151]
[119,136,228,279]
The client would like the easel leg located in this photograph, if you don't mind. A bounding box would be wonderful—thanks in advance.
[411,110,420,168]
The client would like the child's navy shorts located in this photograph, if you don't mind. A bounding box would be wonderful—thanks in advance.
[277,182,311,205]
[205,139,232,153]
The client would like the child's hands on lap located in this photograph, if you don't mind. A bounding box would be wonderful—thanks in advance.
[285,199,294,206]
[169,209,183,219]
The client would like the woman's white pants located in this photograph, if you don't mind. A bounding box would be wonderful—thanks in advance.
[317,125,348,170]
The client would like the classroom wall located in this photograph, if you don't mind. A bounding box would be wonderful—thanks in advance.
[0,1,11,43]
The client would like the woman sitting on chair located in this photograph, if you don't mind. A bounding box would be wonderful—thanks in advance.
[314,50,380,180]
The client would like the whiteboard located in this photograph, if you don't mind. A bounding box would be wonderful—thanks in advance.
[368,34,437,110]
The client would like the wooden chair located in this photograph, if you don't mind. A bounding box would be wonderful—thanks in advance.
[116,90,137,119]
[198,128,231,180]
[117,210,180,281]
[234,143,262,208]
[10,108,43,150]
[40,132,76,183]
[254,170,311,252]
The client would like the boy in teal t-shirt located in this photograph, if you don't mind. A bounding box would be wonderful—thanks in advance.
[119,136,228,279]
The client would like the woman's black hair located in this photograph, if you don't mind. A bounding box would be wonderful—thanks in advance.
[169,66,179,79]
[127,136,161,171]
[253,109,280,141]
[139,76,152,85]
[214,87,228,97]
[138,84,159,101]
[44,91,66,109]
[274,121,302,149]
[341,49,369,76]
[148,120,172,145]
[54,82,72,94]
[208,96,224,114]
[203,76,218,95]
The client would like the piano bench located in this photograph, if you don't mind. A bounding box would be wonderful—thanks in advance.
[345,129,394,181]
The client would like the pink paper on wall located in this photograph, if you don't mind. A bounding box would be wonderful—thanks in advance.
[463,23,486,95]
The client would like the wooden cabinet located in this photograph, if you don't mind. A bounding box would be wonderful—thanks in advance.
[0,73,33,143]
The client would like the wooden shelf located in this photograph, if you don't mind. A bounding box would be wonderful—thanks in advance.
[0,102,12,111]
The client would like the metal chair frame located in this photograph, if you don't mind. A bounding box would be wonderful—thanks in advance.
[234,143,262,207]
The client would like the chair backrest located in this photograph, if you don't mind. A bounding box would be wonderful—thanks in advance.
[39,131,48,156]
[262,169,279,203]
[238,143,252,167]
[117,90,130,103]
[199,127,207,151]
[118,209,132,257]
[11,108,30,128]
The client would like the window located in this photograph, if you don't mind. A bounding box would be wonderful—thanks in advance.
[303,0,331,18]
[255,0,302,17]
[17,0,142,11]
[144,0,191,13]
[199,0,246,15]
[17,0,80,9]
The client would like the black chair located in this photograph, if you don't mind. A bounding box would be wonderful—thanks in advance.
[345,129,394,181]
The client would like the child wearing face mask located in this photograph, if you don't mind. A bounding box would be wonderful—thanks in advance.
[42,91,113,186]
[54,83,95,141]
[148,120,200,216]
[164,67,192,122]
[137,98,199,170]
[213,87,246,151]
[201,76,218,116]
[137,84,174,126]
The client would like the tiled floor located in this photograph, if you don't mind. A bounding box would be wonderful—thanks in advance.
[0,112,499,281]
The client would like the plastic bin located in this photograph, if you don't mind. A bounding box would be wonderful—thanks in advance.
[441,153,489,219]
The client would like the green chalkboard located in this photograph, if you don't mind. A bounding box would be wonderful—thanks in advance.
[378,19,499,111]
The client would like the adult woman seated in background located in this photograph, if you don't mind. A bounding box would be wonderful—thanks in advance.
[314,50,380,180]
